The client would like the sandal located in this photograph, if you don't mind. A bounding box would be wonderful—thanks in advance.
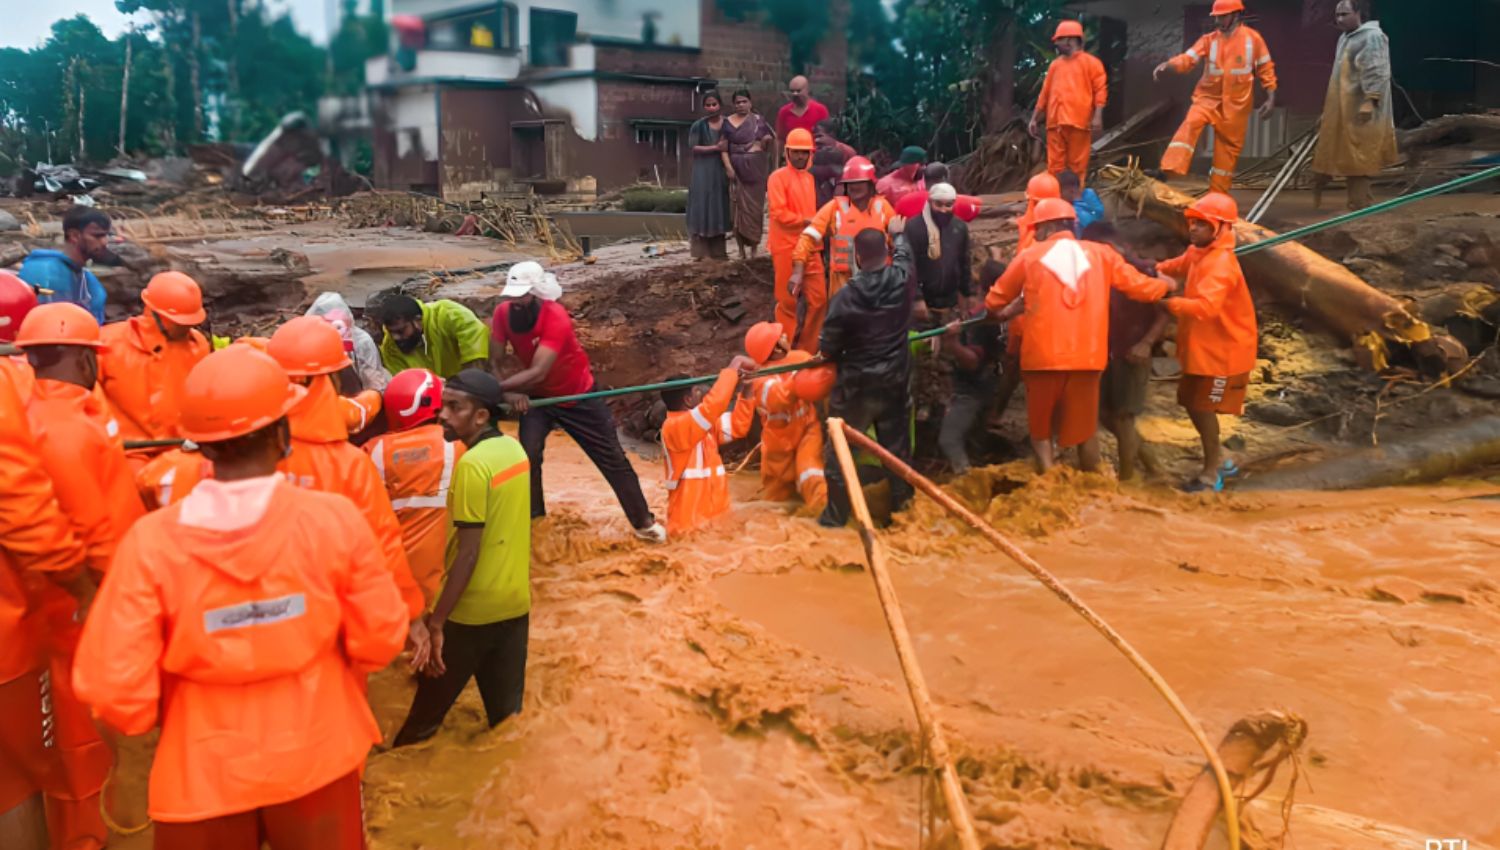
[1179,473,1224,494]
[1219,459,1241,478]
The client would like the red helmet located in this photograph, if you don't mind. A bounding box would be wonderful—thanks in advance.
[1210,0,1244,15]
[0,271,37,344]
[1186,192,1239,226]
[1032,198,1077,225]
[1052,20,1085,41]
[384,368,444,430]
[839,156,876,184]
[1026,172,1061,201]
[954,194,982,222]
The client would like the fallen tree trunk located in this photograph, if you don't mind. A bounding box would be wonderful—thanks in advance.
[1396,112,1500,149]
[1239,415,1500,491]
[1161,711,1309,850]
[1097,165,1467,374]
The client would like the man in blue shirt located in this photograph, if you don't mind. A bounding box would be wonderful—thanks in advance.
[18,207,116,324]
[1057,170,1106,234]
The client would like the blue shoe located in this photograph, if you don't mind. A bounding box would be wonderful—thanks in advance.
[1179,473,1224,493]
[1220,459,1241,478]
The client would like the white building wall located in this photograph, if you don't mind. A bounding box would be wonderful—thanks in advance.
[391,0,699,49]
[390,85,440,162]
[529,77,600,140]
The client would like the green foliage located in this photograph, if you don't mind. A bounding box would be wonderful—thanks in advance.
[622,186,689,213]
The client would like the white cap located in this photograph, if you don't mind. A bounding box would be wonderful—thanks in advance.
[928,182,958,203]
[502,261,548,298]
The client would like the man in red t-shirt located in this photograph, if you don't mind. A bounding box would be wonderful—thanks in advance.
[775,76,830,158]
[490,262,665,543]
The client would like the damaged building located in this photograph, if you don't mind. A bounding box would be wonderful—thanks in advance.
[350,0,847,200]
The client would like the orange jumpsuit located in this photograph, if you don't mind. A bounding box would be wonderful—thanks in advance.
[281,376,426,621]
[1036,51,1108,178]
[364,423,465,605]
[1158,228,1258,377]
[661,369,738,537]
[98,314,210,469]
[72,478,409,825]
[767,161,825,351]
[0,358,88,825]
[135,447,211,511]
[25,378,146,849]
[1160,24,1277,193]
[792,194,896,354]
[342,389,382,434]
[730,365,826,508]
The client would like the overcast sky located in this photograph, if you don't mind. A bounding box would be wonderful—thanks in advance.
[1,0,337,50]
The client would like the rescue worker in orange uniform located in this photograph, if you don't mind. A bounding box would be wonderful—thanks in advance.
[98,271,211,470]
[729,323,827,509]
[135,443,210,511]
[72,345,410,849]
[15,304,148,850]
[0,275,94,850]
[268,316,431,663]
[766,128,824,351]
[658,355,756,537]
[1155,0,1277,193]
[1030,21,1108,180]
[993,173,1064,418]
[986,199,1177,472]
[364,368,465,605]
[789,156,897,354]
[1157,193,1258,492]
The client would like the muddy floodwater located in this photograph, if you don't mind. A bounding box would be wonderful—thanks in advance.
[112,432,1499,849]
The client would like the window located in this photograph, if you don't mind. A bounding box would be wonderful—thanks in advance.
[635,125,681,160]
[633,122,688,182]
[427,4,518,52]
[529,8,578,67]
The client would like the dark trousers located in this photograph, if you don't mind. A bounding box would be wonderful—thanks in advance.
[519,396,654,529]
[393,615,529,746]
[820,377,915,526]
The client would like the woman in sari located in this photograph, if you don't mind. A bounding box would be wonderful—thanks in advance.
[686,91,731,261]
[723,89,776,259]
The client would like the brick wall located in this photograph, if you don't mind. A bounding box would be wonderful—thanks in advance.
[699,0,848,113]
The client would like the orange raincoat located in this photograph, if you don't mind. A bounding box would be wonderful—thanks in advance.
[98,314,210,467]
[661,369,738,537]
[342,389,382,434]
[1158,228,1258,376]
[135,447,211,511]
[282,376,426,620]
[72,478,409,822]
[364,423,465,605]
[730,366,825,507]
[1036,51,1108,178]
[986,232,1169,371]
[1160,24,1277,193]
[792,194,896,353]
[767,159,825,351]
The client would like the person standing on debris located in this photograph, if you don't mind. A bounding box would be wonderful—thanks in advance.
[491,262,667,543]
[985,199,1175,473]
[98,270,212,471]
[393,369,532,746]
[1030,21,1108,181]
[1311,0,1397,211]
[1157,193,1258,492]
[730,325,828,510]
[73,345,409,848]
[686,90,732,261]
[791,157,898,354]
[775,76,830,154]
[938,262,1007,475]
[1084,222,1170,481]
[18,206,115,324]
[905,182,972,325]
[818,221,917,528]
[365,368,465,606]
[991,173,1064,420]
[1154,0,1277,193]
[767,128,823,351]
[877,146,927,209]
[374,293,489,379]
[658,355,756,537]
[724,89,777,260]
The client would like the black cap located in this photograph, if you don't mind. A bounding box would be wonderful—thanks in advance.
[446,368,505,413]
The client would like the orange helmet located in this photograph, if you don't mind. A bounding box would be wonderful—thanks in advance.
[233,335,271,352]
[1032,198,1077,224]
[268,315,352,376]
[1186,192,1239,226]
[744,321,785,365]
[839,156,876,184]
[14,302,106,349]
[784,128,814,151]
[792,363,836,402]
[1210,0,1244,15]
[782,350,814,366]
[179,345,306,443]
[1052,20,1084,41]
[0,271,37,344]
[1026,172,1061,201]
[384,368,444,431]
[141,271,207,325]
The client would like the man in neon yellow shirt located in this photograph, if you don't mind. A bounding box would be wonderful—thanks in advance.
[374,293,490,378]
[393,369,531,745]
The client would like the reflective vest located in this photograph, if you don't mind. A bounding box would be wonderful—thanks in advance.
[365,423,463,603]
[799,195,896,275]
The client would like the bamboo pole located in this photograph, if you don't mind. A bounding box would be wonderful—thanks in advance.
[837,423,1242,850]
[824,418,982,850]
